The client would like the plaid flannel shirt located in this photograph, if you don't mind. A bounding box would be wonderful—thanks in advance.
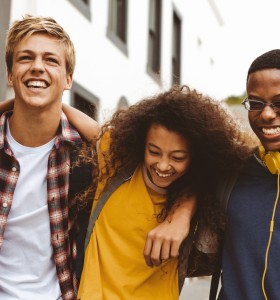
[0,111,86,300]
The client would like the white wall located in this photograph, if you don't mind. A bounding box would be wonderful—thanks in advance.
[8,0,225,122]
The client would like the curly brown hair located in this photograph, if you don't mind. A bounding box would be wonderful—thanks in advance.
[102,86,252,190]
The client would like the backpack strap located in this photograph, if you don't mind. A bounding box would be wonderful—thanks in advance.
[84,167,134,251]
[208,170,239,300]
[216,170,239,214]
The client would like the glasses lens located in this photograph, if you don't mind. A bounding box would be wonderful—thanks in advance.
[248,100,264,111]
[273,101,280,110]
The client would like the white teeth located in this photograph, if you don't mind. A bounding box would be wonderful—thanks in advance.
[155,169,172,178]
[262,127,280,135]
[26,80,47,88]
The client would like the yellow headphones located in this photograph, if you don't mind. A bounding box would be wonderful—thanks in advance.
[258,145,280,174]
[258,145,280,300]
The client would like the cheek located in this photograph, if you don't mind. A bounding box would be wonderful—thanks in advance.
[248,114,259,131]
[144,154,153,169]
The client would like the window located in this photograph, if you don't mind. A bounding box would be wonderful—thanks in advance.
[117,96,129,111]
[71,82,99,121]
[67,0,91,20]
[74,93,97,119]
[107,0,128,55]
[147,0,162,78]
[172,12,181,85]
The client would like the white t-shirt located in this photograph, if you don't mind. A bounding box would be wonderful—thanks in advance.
[0,121,61,300]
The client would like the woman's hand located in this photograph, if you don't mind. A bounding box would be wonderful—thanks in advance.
[143,194,197,267]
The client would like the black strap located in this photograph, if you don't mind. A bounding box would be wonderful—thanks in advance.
[209,267,221,300]
[216,170,239,214]
[84,168,133,250]
[209,171,239,299]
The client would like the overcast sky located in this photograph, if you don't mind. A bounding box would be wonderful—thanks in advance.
[212,0,280,98]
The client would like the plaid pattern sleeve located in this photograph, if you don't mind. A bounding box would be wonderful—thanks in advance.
[48,113,87,300]
[0,112,20,249]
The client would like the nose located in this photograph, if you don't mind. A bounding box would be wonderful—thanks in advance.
[30,57,45,74]
[157,159,171,171]
[260,105,278,122]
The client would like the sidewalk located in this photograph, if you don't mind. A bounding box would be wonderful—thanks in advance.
[180,277,212,300]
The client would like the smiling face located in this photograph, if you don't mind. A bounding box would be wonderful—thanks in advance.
[7,33,72,110]
[247,68,280,151]
[144,124,191,188]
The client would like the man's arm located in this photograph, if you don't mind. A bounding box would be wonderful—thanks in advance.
[143,194,197,267]
[0,100,100,142]
[62,104,100,142]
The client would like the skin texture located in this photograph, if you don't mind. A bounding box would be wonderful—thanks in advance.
[144,124,191,189]
[247,68,280,151]
[8,33,72,146]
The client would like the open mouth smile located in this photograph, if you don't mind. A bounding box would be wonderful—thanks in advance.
[261,127,280,135]
[154,168,174,178]
[24,80,49,88]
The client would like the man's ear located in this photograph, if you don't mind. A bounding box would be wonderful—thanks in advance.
[7,72,13,87]
[64,73,73,91]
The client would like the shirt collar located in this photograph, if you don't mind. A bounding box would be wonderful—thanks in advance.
[0,111,83,150]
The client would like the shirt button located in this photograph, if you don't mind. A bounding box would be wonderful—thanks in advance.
[12,167,17,172]
[2,203,7,208]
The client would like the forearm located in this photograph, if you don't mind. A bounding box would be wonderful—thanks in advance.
[144,194,197,267]
[62,103,100,142]
[166,194,197,226]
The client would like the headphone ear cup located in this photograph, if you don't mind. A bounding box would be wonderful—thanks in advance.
[263,152,280,174]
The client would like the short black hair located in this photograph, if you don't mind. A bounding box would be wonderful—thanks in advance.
[247,49,280,79]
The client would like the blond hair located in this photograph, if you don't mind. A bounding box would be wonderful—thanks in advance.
[5,15,75,75]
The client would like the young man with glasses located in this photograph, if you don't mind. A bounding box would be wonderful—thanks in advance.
[217,49,280,300]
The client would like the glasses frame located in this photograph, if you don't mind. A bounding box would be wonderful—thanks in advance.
[242,97,280,112]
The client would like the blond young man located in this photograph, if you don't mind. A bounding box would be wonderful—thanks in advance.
[0,15,98,300]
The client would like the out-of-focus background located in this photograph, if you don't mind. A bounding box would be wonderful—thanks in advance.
[1,0,280,129]
[0,1,279,297]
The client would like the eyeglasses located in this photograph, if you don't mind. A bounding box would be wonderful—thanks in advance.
[242,97,280,112]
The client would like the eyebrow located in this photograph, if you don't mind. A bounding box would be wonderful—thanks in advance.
[148,143,189,154]
[15,50,59,57]
[248,94,280,100]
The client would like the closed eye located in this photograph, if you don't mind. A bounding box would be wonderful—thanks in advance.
[148,149,160,156]
[19,55,32,61]
[46,57,59,64]
[172,156,187,162]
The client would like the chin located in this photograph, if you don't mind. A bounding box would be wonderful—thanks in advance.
[262,143,280,152]
[153,179,172,188]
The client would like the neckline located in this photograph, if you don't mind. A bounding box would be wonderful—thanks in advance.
[142,164,167,195]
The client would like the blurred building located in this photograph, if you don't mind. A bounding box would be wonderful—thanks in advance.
[0,0,224,122]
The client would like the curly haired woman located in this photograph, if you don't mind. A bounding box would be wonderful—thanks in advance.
[71,86,253,300]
